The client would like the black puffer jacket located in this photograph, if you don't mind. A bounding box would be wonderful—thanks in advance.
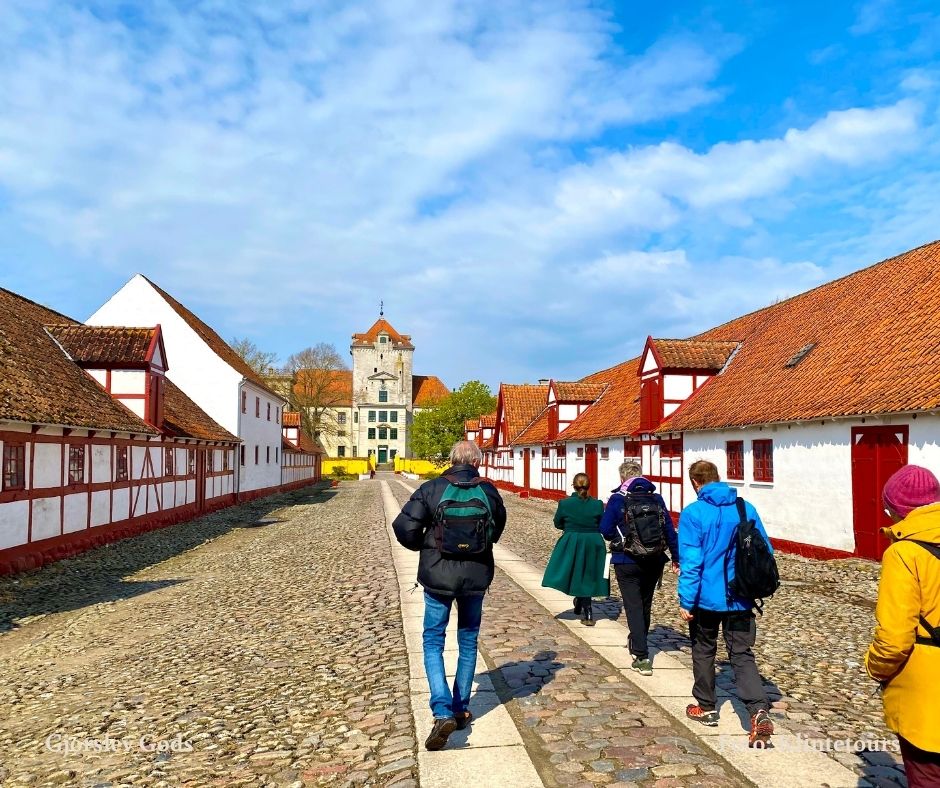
[393,464,506,596]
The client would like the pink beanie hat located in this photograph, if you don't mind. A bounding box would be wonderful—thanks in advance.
[882,465,940,518]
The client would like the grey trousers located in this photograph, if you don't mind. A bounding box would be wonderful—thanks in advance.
[689,609,768,716]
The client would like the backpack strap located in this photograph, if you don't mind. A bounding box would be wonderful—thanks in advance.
[725,498,760,612]
[909,541,940,647]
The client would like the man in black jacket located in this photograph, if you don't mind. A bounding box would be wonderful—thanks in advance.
[393,440,506,751]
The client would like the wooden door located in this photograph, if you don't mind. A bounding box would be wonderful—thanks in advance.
[585,444,598,499]
[523,449,531,489]
[196,449,207,513]
[851,426,908,559]
[378,446,388,464]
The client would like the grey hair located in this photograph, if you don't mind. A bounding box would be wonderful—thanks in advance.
[450,440,483,466]
[619,461,642,480]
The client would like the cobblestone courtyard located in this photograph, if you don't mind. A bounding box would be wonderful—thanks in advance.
[0,478,907,787]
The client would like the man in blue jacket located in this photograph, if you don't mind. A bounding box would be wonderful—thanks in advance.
[678,459,774,747]
[600,461,679,676]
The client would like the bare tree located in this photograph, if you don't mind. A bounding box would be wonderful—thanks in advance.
[282,343,349,438]
[230,337,278,376]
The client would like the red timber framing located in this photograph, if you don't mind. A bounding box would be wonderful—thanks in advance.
[635,432,684,520]
[0,427,243,575]
[540,444,566,497]
[492,449,514,484]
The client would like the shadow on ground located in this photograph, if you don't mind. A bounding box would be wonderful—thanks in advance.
[0,482,335,632]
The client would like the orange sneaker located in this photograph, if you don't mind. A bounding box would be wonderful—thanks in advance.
[749,709,774,748]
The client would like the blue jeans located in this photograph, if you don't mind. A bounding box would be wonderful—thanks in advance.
[422,591,484,719]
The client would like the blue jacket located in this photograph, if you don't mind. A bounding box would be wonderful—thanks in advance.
[677,481,773,612]
[599,478,678,565]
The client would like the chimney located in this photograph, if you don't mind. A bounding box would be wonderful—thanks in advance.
[538,379,549,385]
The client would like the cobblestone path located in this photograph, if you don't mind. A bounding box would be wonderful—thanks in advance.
[496,492,907,787]
[388,481,747,788]
[0,482,417,787]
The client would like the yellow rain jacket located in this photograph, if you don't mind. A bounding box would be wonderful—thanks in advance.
[865,502,940,753]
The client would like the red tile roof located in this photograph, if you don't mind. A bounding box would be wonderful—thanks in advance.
[513,407,551,445]
[293,369,353,408]
[46,325,159,367]
[282,429,325,455]
[282,411,302,427]
[663,239,940,431]
[464,417,480,431]
[498,383,549,444]
[649,339,739,371]
[413,375,449,406]
[560,358,642,441]
[351,318,414,349]
[163,379,239,442]
[480,413,496,428]
[552,381,607,402]
[141,276,282,400]
[0,289,158,434]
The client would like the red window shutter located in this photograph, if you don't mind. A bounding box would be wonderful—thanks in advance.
[726,441,743,480]
[753,439,773,482]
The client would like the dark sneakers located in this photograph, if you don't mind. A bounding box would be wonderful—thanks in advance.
[749,709,774,748]
[686,704,719,727]
[455,710,473,730]
[425,717,457,751]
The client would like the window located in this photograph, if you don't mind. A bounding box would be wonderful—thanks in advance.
[207,450,214,472]
[240,445,245,466]
[354,412,359,423]
[276,408,280,424]
[165,447,175,476]
[241,391,247,414]
[68,445,85,484]
[254,446,259,464]
[255,397,260,417]
[368,428,376,440]
[726,440,744,481]
[266,446,270,463]
[275,448,278,463]
[600,447,610,460]
[188,449,196,475]
[660,438,682,458]
[379,335,388,344]
[116,447,128,481]
[338,446,346,457]
[379,410,387,422]
[390,428,398,440]
[624,438,641,457]
[352,446,358,457]
[338,412,347,424]
[267,402,271,421]
[2,442,26,490]
[222,451,230,472]
[753,439,774,482]
[368,410,376,423]
[379,389,388,403]
[390,411,398,423]
[576,447,584,459]
[338,430,346,437]
[378,427,387,439]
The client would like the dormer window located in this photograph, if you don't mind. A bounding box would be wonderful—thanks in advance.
[379,335,388,344]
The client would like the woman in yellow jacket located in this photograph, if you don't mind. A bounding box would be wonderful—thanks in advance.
[865,464,940,787]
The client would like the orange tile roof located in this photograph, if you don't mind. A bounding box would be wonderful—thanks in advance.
[649,339,739,371]
[141,276,282,399]
[464,417,480,431]
[479,413,496,428]
[552,381,606,402]
[293,369,353,408]
[663,239,940,431]
[163,378,239,442]
[351,318,414,349]
[513,407,551,445]
[0,289,158,434]
[498,383,549,444]
[413,375,449,406]
[282,411,301,427]
[282,428,325,455]
[46,325,159,367]
[560,358,642,441]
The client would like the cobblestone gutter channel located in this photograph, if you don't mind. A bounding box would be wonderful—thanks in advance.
[0,481,418,787]
[494,492,907,787]
[388,481,748,788]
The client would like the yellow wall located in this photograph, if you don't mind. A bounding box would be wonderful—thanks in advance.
[394,457,448,475]
[322,458,371,475]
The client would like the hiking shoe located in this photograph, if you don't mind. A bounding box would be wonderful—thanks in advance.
[631,657,653,676]
[455,710,473,731]
[749,709,774,748]
[425,717,457,751]
[686,704,719,726]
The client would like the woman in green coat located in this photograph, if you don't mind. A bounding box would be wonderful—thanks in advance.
[542,473,609,625]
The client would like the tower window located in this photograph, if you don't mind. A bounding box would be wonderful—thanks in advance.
[379,389,388,403]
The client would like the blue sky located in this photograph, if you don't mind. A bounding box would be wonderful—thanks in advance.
[1,0,939,391]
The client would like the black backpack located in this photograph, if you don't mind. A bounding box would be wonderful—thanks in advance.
[612,491,667,558]
[911,541,940,647]
[724,498,780,614]
[431,476,494,558]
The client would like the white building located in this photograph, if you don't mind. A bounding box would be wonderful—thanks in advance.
[88,275,287,497]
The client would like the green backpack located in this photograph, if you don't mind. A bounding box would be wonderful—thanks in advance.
[432,476,494,557]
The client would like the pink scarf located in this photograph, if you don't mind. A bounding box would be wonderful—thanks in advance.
[619,476,640,493]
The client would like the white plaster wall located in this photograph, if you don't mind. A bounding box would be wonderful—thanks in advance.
[112,488,130,522]
[0,501,28,549]
[91,491,110,527]
[238,381,284,491]
[596,440,624,502]
[63,493,87,534]
[559,404,578,422]
[32,497,60,541]
[664,402,680,418]
[118,398,146,419]
[33,443,61,488]
[642,351,657,373]
[88,275,245,435]
[91,445,111,481]
[87,369,107,386]
[907,414,940,467]
[111,369,145,394]
[664,374,693,400]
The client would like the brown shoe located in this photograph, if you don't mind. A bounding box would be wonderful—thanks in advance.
[425,717,457,751]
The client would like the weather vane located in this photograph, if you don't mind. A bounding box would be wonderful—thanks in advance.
[380,300,384,316]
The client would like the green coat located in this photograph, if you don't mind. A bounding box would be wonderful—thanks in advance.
[542,494,609,598]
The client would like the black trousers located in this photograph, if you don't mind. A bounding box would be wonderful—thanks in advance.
[614,561,660,660]
[689,609,768,716]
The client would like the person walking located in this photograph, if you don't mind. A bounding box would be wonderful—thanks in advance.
[542,473,608,626]
[866,464,940,787]
[600,461,679,675]
[393,440,507,751]
[678,460,774,748]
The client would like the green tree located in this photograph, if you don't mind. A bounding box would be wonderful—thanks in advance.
[411,380,497,460]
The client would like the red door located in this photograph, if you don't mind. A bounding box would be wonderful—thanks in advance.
[196,449,207,513]
[851,426,908,560]
[523,449,531,490]
[585,444,598,499]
